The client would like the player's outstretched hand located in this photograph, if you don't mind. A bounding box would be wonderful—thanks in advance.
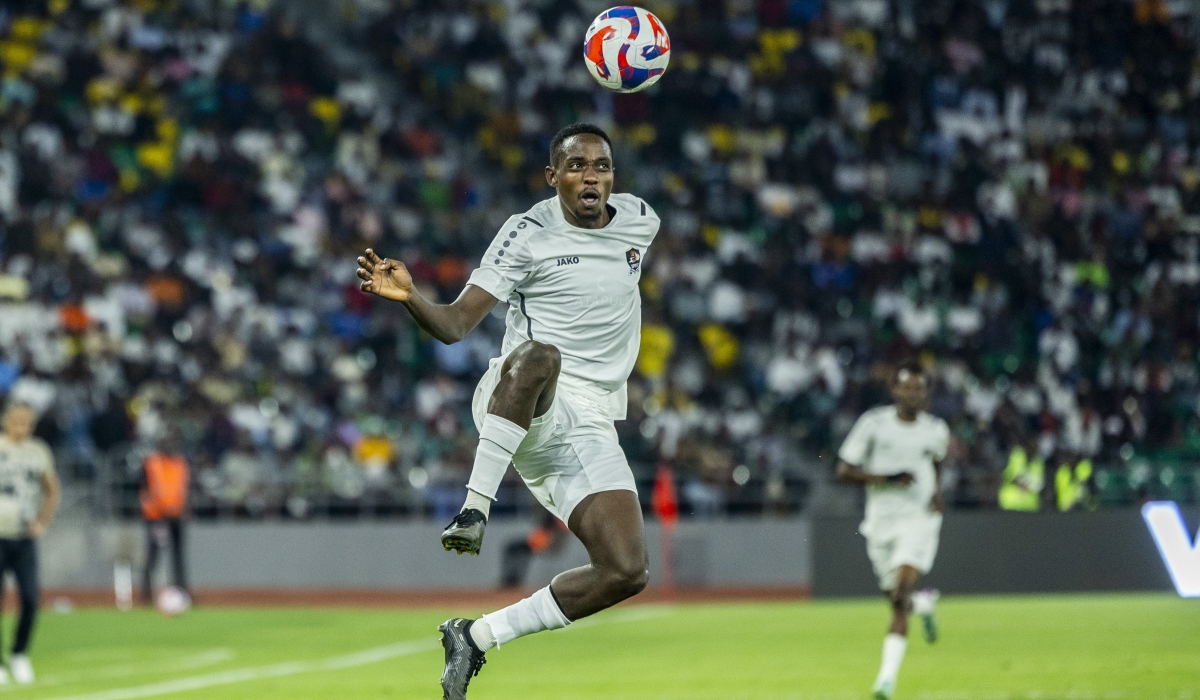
[356,249,413,302]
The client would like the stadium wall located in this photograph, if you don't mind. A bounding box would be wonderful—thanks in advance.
[811,509,1197,597]
[38,518,813,591]
[41,510,1187,597]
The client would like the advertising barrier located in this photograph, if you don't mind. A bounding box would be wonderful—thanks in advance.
[813,508,1199,597]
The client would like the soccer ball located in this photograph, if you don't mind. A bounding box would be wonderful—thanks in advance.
[583,6,671,93]
[156,586,191,616]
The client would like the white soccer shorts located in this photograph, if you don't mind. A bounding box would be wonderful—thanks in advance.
[862,513,943,591]
[471,354,638,524]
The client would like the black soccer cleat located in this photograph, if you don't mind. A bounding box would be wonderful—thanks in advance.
[439,618,487,700]
[441,509,487,555]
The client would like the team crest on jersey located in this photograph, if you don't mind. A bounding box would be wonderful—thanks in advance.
[626,247,641,274]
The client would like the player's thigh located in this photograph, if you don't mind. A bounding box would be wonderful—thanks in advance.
[473,352,560,449]
[891,515,943,575]
[497,340,560,415]
[568,489,647,574]
[865,534,899,590]
[11,540,37,598]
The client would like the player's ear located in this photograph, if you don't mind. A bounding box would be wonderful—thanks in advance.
[545,165,557,188]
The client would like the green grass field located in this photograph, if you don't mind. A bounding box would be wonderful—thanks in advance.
[0,593,1194,700]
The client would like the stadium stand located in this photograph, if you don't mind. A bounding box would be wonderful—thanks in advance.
[1,0,1199,519]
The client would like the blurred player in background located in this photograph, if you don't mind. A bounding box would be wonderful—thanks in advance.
[358,123,657,699]
[0,403,61,684]
[837,361,948,700]
[139,430,191,605]
[499,507,570,589]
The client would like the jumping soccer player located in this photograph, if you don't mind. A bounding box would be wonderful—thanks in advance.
[356,123,657,700]
[837,361,947,700]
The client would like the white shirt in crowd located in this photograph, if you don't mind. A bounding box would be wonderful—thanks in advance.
[838,405,950,528]
[0,436,53,539]
[467,194,659,420]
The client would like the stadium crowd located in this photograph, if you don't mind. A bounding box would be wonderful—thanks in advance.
[1,0,1199,518]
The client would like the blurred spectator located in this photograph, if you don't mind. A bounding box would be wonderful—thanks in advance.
[4,0,1200,518]
[139,430,190,603]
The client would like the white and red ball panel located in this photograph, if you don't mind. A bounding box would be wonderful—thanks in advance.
[584,6,671,93]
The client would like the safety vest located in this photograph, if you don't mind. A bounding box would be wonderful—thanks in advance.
[1055,459,1093,512]
[141,453,189,520]
[999,446,1044,511]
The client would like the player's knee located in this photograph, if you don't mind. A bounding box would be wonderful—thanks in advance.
[606,562,649,600]
[525,341,561,374]
[627,566,649,596]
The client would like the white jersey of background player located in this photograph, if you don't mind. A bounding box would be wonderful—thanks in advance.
[357,123,658,700]
[837,361,949,700]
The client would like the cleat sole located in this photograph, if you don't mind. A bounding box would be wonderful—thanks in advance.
[441,535,482,555]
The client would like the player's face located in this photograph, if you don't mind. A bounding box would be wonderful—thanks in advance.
[546,135,614,227]
[891,371,928,413]
[2,407,34,441]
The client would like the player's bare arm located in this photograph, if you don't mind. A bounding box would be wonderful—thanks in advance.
[837,460,914,487]
[356,248,497,344]
[930,459,945,513]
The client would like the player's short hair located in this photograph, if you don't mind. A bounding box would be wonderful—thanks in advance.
[894,359,926,385]
[549,123,613,168]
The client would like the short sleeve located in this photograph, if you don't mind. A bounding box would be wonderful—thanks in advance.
[624,195,661,246]
[932,419,950,462]
[838,413,874,467]
[644,203,661,247]
[466,217,535,302]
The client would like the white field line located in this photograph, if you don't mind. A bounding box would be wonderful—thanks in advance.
[37,639,438,700]
[651,693,1139,700]
[38,649,236,686]
[914,693,1129,700]
[36,606,675,700]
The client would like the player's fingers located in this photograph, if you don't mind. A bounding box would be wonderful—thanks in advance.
[357,256,374,272]
[356,268,372,281]
[359,280,373,292]
[365,248,383,265]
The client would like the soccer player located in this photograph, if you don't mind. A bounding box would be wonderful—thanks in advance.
[836,361,948,700]
[0,403,61,684]
[356,123,657,699]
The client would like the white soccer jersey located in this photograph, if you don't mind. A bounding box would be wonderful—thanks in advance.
[466,193,659,420]
[0,436,53,538]
[838,406,950,526]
